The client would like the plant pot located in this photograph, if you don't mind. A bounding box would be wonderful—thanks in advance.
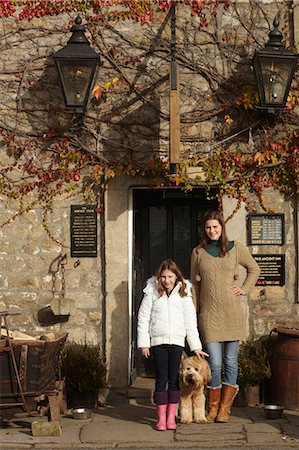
[234,384,260,407]
[67,390,97,409]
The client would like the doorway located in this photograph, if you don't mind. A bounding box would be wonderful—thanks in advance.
[131,188,218,381]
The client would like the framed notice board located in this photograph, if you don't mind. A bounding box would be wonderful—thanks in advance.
[70,205,97,257]
[248,213,284,245]
[253,254,285,286]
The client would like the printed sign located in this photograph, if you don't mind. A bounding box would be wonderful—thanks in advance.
[248,214,284,245]
[70,205,97,257]
[253,254,285,286]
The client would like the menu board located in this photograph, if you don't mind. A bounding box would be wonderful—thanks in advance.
[70,205,97,257]
[253,254,285,286]
[248,214,284,245]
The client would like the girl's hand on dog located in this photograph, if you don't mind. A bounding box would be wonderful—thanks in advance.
[140,347,150,358]
[194,349,209,359]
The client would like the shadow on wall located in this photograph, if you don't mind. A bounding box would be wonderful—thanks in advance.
[102,95,161,163]
[21,58,162,165]
[102,95,161,222]
[20,58,73,134]
[108,280,130,389]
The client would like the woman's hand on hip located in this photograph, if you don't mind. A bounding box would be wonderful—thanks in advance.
[194,349,209,359]
[140,347,150,358]
[231,284,245,296]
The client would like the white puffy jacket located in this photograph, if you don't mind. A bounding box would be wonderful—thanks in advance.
[137,276,202,351]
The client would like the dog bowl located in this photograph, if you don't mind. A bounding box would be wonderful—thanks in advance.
[72,408,92,420]
[264,404,284,419]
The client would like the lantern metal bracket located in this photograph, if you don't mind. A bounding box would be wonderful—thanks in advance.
[69,112,85,135]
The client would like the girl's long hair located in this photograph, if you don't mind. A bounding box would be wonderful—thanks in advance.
[156,259,187,297]
[197,210,229,257]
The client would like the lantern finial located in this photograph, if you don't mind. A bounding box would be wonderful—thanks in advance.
[265,15,284,48]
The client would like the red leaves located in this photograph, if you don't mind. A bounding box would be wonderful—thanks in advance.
[1,0,230,28]
[0,1,15,18]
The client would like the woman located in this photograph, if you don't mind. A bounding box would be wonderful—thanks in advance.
[137,259,208,431]
[190,211,260,423]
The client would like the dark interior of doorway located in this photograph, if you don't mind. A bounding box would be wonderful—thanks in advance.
[131,187,218,381]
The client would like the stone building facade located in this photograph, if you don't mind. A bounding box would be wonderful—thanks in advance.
[0,1,298,389]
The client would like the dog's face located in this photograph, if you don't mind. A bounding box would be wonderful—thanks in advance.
[180,356,211,390]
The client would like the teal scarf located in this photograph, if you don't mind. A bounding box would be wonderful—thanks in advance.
[204,239,234,257]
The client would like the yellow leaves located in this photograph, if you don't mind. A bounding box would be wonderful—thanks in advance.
[92,165,115,181]
[112,76,122,85]
[224,114,233,125]
[105,168,115,179]
[254,152,268,166]
[105,76,123,90]
[235,86,259,110]
[254,148,280,166]
[92,76,124,100]
[103,81,112,90]
[286,90,299,110]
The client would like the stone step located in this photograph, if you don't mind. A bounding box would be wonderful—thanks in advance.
[127,377,155,398]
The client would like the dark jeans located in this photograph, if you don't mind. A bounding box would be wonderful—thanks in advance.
[152,344,183,392]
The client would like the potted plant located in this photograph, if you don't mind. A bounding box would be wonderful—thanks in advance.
[59,342,106,409]
[236,337,271,406]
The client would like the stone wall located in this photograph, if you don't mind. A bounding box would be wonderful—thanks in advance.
[224,193,299,340]
[0,196,103,345]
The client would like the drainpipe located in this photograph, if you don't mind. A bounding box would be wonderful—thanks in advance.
[286,0,295,49]
[291,0,299,303]
[99,190,107,362]
[294,1,299,50]
[294,195,299,304]
[169,1,180,173]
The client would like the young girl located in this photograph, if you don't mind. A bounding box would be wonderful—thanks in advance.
[191,210,260,423]
[137,259,208,431]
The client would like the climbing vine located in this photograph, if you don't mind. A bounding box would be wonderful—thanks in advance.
[0,0,298,234]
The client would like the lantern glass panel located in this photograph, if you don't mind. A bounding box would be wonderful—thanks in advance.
[58,60,95,107]
[259,57,295,105]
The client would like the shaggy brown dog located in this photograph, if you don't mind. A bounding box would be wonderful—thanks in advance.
[179,356,211,424]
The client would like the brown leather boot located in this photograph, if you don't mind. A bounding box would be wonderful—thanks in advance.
[216,384,239,423]
[206,387,221,422]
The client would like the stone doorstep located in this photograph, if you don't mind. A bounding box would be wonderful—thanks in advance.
[127,377,155,399]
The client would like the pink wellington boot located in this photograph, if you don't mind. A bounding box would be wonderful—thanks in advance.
[167,403,178,430]
[156,404,167,431]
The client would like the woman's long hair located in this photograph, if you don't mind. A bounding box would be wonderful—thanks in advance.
[156,259,187,297]
[197,210,229,257]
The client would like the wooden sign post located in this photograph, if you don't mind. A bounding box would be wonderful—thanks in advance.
[169,2,180,170]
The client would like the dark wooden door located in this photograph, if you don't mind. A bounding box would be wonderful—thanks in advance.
[131,188,218,380]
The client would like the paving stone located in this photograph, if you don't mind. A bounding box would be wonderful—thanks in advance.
[245,422,282,433]
[175,432,246,443]
[81,405,174,445]
[1,403,299,449]
[247,432,287,444]
[177,422,244,434]
[281,424,299,440]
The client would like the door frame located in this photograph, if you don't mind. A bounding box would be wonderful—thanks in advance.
[128,186,134,384]
[128,186,218,384]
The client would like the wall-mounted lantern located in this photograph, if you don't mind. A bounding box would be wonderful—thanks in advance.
[252,15,298,113]
[53,15,100,115]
